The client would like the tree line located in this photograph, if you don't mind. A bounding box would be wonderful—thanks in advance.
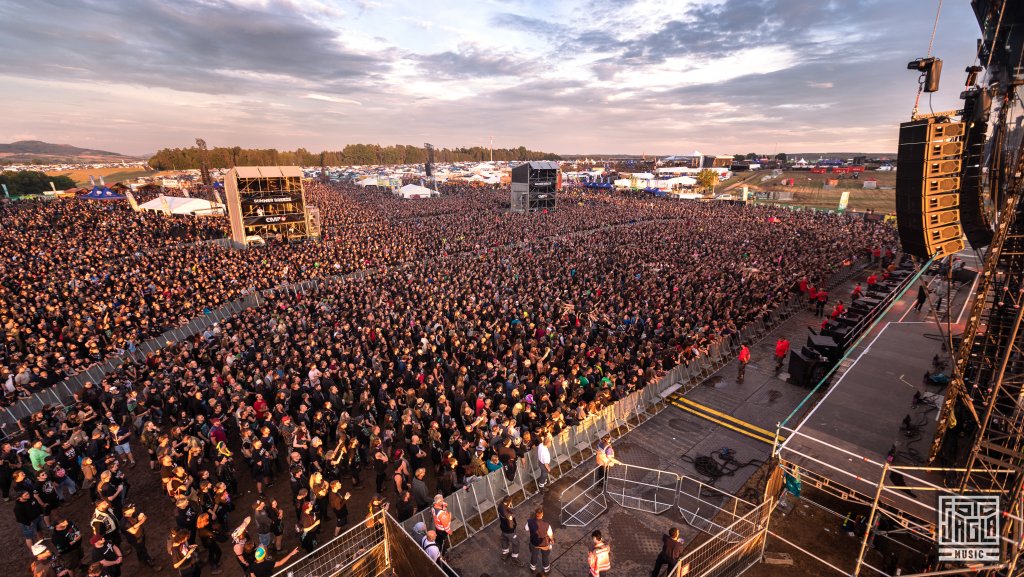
[148,144,561,170]
[0,171,76,196]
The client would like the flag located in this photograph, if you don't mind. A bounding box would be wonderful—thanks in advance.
[784,468,801,497]
[126,191,140,211]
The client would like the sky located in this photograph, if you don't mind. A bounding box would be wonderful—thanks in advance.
[0,0,981,156]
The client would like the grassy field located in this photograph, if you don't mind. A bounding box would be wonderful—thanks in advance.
[753,190,896,213]
[46,166,161,187]
[752,170,897,190]
[741,170,897,213]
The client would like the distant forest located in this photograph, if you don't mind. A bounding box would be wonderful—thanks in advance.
[148,144,561,170]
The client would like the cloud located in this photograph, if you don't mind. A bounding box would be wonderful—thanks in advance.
[303,94,363,106]
[0,0,386,95]
[411,46,535,79]
[0,0,982,155]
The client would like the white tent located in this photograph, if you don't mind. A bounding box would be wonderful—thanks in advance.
[397,183,438,199]
[139,195,224,216]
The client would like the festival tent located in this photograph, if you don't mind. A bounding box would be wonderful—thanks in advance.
[138,195,224,216]
[397,183,438,199]
[81,187,126,200]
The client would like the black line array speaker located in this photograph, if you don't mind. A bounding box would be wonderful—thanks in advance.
[959,88,994,249]
[896,117,966,258]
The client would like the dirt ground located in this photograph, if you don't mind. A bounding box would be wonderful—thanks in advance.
[0,442,387,577]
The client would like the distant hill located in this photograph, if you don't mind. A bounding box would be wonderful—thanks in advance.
[0,141,140,164]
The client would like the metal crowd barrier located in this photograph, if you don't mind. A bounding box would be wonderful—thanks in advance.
[669,500,772,577]
[402,368,676,548]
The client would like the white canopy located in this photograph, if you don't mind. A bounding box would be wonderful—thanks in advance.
[397,183,437,199]
[139,195,224,216]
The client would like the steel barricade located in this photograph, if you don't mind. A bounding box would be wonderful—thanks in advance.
[670,501,770,577]
[559,467,607,527]
[502,454,529,502]
[605,463,678,514]
[446,489,471,546]
[550,429,572,473]
[677,476,752,542]
[465,475,496,534]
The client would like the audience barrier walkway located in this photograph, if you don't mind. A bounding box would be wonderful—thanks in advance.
[556,460,770,577]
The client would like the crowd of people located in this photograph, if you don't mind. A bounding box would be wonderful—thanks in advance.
[3,181,897,577]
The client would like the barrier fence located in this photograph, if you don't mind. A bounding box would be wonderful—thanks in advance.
[670,500,773,577]
[273,509,457,577]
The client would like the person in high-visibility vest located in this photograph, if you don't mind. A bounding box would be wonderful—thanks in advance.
[737,344,751,384]
[431,494,451,554]
[588,530,611,577]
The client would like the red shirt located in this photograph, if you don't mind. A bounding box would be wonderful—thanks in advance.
[775,340,790,358]
[817,291,828,302]
[738,346,750,363]
[851,286,863,300]
[867,274,878,285]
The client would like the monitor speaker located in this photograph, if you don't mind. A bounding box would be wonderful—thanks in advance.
[896,117,966,258]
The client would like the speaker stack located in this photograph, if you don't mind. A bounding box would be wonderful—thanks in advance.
[896,117,965,258]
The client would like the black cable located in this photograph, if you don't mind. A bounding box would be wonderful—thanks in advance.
[681,448,763,485]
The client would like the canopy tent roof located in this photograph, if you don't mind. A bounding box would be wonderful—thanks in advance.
[397,183,437,199]
[81,187,125,200]
[139,195,224,215]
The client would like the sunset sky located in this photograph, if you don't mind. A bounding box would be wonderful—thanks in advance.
[0,0,979,156]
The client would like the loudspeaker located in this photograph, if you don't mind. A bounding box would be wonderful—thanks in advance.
[788,350,828,388]
[959,88,994,249]
[896,117,966,258]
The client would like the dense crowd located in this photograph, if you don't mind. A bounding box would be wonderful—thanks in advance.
[4,182,897,577]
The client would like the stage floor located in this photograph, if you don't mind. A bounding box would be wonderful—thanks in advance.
[777,254,981,528]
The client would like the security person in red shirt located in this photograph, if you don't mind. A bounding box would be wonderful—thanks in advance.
[737,344,751,383]
[774,338,790,372]
[815,289,829,317]
[851,283,863,301]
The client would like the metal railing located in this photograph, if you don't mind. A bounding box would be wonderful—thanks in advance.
[559,467,608,526]
[605,462,678,515]
[273,509,457,577]
[402,370,676,548]
[670,500,772,577]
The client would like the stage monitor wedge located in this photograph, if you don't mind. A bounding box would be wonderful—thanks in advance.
[896,117,966,258]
